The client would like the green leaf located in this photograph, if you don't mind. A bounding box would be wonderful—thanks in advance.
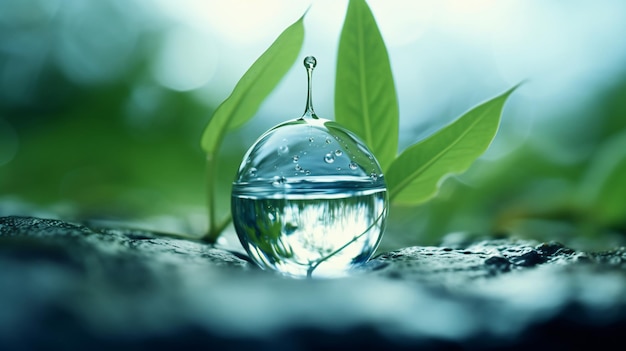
[200,14,305,155]
[578,130,626,224]
[200,14,305,242]
[335,0,398,171]
[386,86,518,206]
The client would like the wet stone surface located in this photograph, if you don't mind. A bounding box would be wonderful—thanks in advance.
[366,240,586,285]
[1,216,626,350]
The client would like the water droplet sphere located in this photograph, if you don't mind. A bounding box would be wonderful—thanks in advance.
[231,56,388,278]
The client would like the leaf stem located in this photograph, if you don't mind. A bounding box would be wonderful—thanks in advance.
[203,152,233,244]
[205,153,218,241]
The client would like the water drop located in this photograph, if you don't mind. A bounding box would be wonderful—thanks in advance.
[324,153,335,163]
[231,56,388,278]
[304,55,317,69]
[302,56,317,119]
[248,167,258,177]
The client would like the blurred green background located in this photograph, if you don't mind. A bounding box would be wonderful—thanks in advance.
[1,0,625,251]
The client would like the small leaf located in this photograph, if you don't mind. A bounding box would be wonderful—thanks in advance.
[578,131,626,224]
[201,15,305,155]
[335,0,399,171]
[386,86,518,206]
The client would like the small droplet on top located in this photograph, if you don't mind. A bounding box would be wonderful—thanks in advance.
[304,56,317,69]
[308,137,314,143]
[302,56,318,119]
[292,155,299,163]
[248,167,258,177]
[334,150,343,157]
[325,137,332,144]
[349,162,358,170]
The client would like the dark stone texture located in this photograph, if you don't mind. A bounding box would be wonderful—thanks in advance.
[1,216,626,351]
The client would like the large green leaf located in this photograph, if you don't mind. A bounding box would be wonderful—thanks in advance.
[386,86,518,206]
[200,15,305,155]
[335,0,398,171]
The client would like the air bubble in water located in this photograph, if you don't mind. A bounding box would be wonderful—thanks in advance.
[278,145,289,156]
[272,176,287,186]
[324,153,335,164]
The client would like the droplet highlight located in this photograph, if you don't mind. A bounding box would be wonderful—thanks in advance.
[324,153,335,164]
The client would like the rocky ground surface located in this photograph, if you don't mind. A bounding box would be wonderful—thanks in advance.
[1,215,626,350]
